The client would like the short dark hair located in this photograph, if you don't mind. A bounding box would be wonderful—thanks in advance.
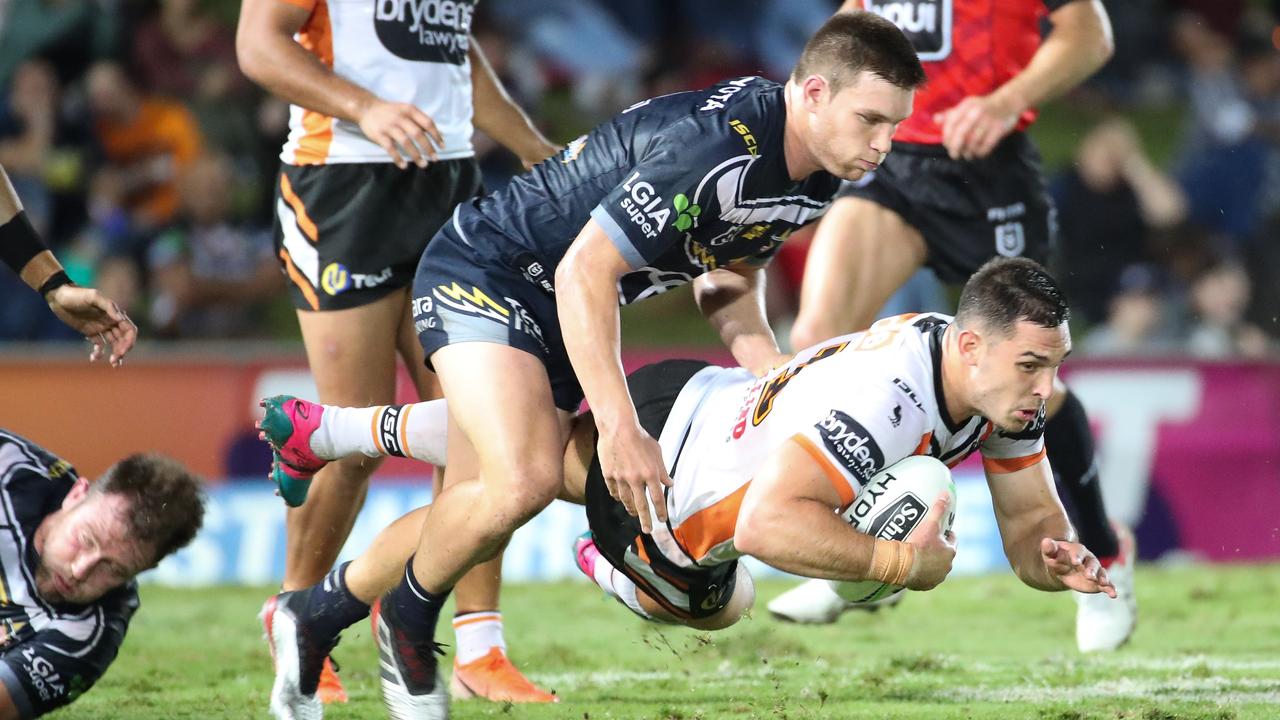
[956,257,1071,334]
[791,11,927,93]
[95,454,205,564]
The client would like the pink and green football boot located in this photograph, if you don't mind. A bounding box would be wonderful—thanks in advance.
[257,395,328,507]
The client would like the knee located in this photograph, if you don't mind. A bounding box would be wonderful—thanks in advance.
[487,467,563,525]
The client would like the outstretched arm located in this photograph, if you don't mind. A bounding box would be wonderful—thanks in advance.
[987,457,1117,596]
[1,166,136,365]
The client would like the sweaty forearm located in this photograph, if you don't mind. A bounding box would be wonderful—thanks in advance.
[556,263,634,429]
[695,268,781,373]
[992,5,1113,114]
[469,41,552,161]
[239,31,376,124]
[1007,513,1074,591]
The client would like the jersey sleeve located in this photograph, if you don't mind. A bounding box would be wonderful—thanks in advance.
[791,383,929,508]
[589,125,739,270]
[978,406,1047,474]
[0,587,137,718]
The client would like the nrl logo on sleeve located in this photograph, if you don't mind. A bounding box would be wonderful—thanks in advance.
[816,409,884,482]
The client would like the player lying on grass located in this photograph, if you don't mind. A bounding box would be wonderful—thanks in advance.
[258,257,1115,718]
[0,430,204,719]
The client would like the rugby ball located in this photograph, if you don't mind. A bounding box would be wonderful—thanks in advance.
[831,456,956,604]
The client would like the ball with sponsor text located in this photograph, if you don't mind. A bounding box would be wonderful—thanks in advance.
[834,456,956,604]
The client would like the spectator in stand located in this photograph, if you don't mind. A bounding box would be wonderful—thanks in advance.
[0,0,119,87]
[1081,264,1179,357]
[1185,258,1272,358]
[1171,12,1270,245]
[86,60,205,234]
[147,153,280,338]
[131,0,258,168]
[1053,117,1187,324]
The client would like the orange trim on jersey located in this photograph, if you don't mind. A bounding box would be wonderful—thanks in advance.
[912,432,933,456]
[293,0,334,164]
[634,536,651,565]
[370,406,388,455]
[278,249,319,310]
[671,483,751,562]
[398,403,415,460]
[982,447,1047,475]
[792,434,855,508]
[279,173,318,242]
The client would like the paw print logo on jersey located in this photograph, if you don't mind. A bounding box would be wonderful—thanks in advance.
[673,194,701,232]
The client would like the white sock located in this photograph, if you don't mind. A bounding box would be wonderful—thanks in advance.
[608,572,655,620]
[452,611,506,665]
[592,559,621,597]
[311,400,449,464]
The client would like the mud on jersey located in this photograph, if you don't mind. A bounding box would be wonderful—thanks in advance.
[0,432,136,718]
[855,0,1077,144]
[646,313,1046,569]
[457,77,840,304]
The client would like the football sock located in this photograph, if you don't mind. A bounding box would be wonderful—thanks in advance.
[452,612,506,664]
[312,400,449,464]
[608,572,653,620]
[383,556,450,641]
[302,562,371,641]
[1046,391,1120,562]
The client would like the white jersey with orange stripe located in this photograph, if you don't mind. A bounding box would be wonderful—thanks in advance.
[648,312,1046,569]
[280,0,476,165]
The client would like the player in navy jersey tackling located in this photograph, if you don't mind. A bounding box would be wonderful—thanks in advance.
[0,431,203,718]
[264,11,924,718]
[256,257,1115,716]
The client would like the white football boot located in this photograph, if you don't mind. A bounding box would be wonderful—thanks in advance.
[373,599,450,719]
[260,593,329,720]
[766,578,904,624]
[1075,523,1138,653]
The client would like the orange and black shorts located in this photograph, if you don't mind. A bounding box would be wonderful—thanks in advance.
[583,359,740,621]
[272,159,480,311]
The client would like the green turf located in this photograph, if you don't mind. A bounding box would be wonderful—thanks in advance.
[53,563,1280,719]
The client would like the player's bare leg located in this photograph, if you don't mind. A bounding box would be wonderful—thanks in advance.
[393,304,548,700]
[285,290,409,590]
[376,344,571,716]
[788,196,927,350]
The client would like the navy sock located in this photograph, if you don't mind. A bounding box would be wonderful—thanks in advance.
[383,556,450,641]
[302,562,371,641]
[1046,391,1120,560]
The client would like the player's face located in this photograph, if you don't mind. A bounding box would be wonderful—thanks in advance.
[967,320,1071,432]
[803,71,914,181]
[35,481,152,604]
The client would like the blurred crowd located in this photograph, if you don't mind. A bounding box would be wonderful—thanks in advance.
[0,0,1277,358]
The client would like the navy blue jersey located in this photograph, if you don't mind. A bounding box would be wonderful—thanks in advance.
[460,77,840,304]
[0,431,136,718]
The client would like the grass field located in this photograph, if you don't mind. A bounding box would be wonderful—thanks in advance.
[54,563,1280,719]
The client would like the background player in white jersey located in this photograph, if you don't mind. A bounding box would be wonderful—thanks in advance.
[257,257,1115,716]
[236,0,559,703]
[0,430,204,718]
[771,0,1136,653]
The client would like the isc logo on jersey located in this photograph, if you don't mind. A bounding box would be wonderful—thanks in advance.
[375,0,474,63]
[816,409,884,483]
